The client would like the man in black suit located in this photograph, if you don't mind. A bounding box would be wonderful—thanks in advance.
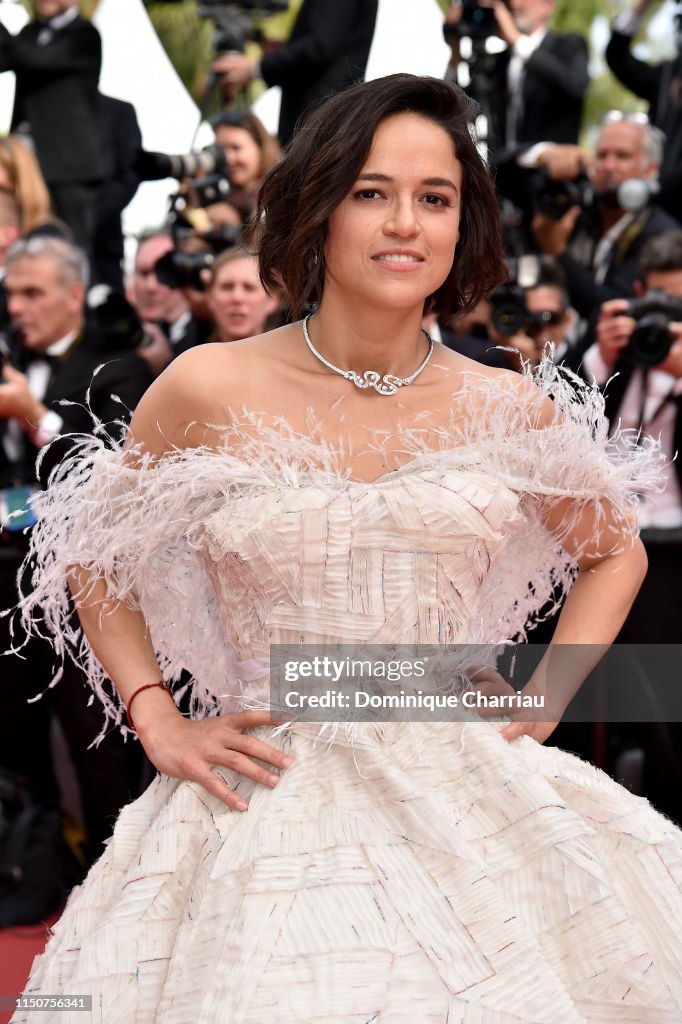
[446,0,587,154]
[93,94,142,292]
[213,0,379,145]
[0,0,103,253]
[0,236,153,862]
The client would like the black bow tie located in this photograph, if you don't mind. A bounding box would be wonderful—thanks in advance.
[12,348,57,374]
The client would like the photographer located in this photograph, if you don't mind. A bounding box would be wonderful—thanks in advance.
[211,108,280,218]
[532,114,679,325]
[585,229,682,641]
[213,0,378,145]
[486,254,575,367]
[0,0,103,254]
[445,1,587,162]
[582,229,682,823]
[606,0,682,224]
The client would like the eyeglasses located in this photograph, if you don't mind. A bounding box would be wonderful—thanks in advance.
[601,110,650,127]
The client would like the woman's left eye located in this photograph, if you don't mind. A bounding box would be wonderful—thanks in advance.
[354,189,383,201]
[422,194,450,207]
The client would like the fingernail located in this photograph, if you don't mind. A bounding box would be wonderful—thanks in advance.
[236,798,248,811]
[267,774,280,787]
[282,756,295,767]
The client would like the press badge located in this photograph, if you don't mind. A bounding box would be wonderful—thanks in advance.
[0,485,37,532]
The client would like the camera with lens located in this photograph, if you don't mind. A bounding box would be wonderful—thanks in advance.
[136,143,228,184]
[489,288,559,338]
[625,289,682,367]
[530,169,658,222]
[445,0,509,39]
[154,190,243,293]
[488,255,562,339]
[198,0,289,55]
[530,171,595,221]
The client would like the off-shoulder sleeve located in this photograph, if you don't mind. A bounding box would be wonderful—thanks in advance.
[447,360,667,640]
[7,435,252,735]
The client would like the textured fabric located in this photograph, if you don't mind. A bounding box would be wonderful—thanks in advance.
[10,363,682,1022]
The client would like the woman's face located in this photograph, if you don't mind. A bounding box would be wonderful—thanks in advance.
[323,113,462,315]
[206,256,278,342]
[216,125,263,192]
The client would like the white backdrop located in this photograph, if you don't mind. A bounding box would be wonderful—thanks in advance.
[0,0,28,135]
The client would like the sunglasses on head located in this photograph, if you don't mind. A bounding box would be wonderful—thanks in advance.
[601,110,650,127]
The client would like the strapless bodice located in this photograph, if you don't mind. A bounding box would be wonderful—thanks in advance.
[200,468,522,662]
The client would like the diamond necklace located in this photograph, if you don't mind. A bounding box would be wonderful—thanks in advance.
[302,313,434,397]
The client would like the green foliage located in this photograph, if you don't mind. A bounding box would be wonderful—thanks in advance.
[551,0,601,35]
[147,1,214,102]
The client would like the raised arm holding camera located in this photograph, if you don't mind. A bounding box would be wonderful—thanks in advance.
[445,1,588,172]
[606,0,682,224]
[213,0,378,146]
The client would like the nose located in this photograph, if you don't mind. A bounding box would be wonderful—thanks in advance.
[384,195,419,238]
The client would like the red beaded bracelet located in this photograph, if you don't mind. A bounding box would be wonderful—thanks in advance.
[126,680,173,731]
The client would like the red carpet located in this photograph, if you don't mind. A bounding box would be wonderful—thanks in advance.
[0,915,58,1024]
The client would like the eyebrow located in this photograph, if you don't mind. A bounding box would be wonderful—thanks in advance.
[356,173,459,191]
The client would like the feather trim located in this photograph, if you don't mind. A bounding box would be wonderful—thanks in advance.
[4,359,666,736]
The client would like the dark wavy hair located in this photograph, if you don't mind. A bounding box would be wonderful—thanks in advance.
[251,74,506,318]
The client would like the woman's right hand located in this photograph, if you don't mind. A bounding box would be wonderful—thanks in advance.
[136,697,295,811]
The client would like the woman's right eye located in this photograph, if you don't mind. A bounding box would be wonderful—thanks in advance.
[354,189,383,201]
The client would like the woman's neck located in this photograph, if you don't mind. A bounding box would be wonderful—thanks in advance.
[310,295,429,380]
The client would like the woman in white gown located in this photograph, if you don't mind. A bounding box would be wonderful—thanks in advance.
[12,75,682,1023]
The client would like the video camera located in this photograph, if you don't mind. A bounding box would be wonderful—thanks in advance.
[198,0,289,55]
[625,289,682,367]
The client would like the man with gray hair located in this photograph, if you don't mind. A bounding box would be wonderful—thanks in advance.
[0,235,151,467]
[0,235,152,874]
[531,114,680,324]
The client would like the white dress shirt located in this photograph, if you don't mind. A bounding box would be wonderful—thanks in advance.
[583,342,682,529]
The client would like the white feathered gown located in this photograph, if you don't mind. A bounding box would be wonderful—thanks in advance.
[9,367,682,1023]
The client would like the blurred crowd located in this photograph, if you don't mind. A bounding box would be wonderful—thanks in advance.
[0,0,681,921]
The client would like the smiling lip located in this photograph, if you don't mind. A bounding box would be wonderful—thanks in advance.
[371,250,425,271]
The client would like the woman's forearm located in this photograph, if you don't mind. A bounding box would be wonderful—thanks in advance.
[526,537,648,718]
[68,569,180,734]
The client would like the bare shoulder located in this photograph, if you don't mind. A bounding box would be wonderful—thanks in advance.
[127,329,299,457]
[434,348,555,428]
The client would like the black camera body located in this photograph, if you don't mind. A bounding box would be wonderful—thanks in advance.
[489,286,558,339]
[530,170,658,222]
[530,171,595,221]
[447,0,507,39]
[626,289,682,368]
[154,224,243,293]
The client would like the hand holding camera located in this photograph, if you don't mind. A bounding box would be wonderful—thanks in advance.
[597,293,682,373]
